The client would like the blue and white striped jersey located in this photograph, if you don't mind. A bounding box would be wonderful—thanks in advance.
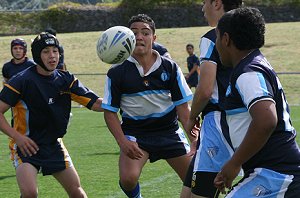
[225,49,300,174]
[102,51,193,135]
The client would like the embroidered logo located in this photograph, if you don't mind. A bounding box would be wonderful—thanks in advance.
[226,85,231,97]
[252,185,272,196]
[143,80,150,87]
[48,98,54,104]
[207,146,219,158]
[161,71,170,82]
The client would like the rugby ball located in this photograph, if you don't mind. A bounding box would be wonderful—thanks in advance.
[96,26,136,64]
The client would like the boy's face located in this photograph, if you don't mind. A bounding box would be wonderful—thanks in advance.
[202,0,218,27]
[40,46,59,71]
[12,45,26,60]
[216,28,231,67]
[186,46,194,55]
[130,22,156,56]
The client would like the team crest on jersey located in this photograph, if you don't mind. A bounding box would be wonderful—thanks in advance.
[207,146,219,158]
[143,80,150,87]
[226,85,231,97]
[161,71,170,82]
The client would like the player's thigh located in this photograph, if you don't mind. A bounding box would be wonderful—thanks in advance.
[16,162,38,195]
[166,153,192,181]
[119,149,149,181]
[52,166,82,191]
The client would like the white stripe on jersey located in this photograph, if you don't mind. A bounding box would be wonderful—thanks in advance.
[236,72,270,108]
[199,37,215,60]
[120,90,174,120]
[226,111,252,150]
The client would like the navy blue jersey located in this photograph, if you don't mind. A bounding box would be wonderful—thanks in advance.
[187,54,200,83]
[0,65,99,145]
[225,49,300,175]
[152,42,169,57]
[199,29,233,116]
[102,52,193,136]
[2,57,35,80]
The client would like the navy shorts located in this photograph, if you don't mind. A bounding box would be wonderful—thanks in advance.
[12,138,73,176]
[125,128,190,163]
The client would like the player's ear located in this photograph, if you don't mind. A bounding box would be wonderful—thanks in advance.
[223,32,231,47]
[153,34,157,42]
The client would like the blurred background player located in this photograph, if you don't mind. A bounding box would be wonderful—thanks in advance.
[214,7,300,197]
[152,41,172,59]
[2,38,35,83]
[185,43,200,89]
[45,27,66,70]
[180,0,243,197]
[0,32,103,198]
[102,14,197,198]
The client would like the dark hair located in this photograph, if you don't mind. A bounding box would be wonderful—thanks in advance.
[217,7,265,50]
[45,27,57,36]
[128,14,156,34]
[186,43,194,49]
[221,0,243,12]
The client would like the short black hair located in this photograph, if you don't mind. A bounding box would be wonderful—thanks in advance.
[222,0,243,12]
[186,43,194,49]
[217,7,265,50]
[128,14,156,34]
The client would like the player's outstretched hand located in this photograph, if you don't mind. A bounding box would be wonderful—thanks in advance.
[214,160,241,194]
[14,133,39,157]
[120,139,144,160]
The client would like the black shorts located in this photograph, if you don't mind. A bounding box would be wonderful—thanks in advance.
[125,128,190,163]
[12,138,73,176]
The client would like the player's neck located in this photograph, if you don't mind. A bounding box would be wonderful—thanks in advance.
[13,57,26,64]
[133,51,156,74]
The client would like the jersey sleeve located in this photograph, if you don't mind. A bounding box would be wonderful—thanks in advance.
[236,71,275,109]
[170,63,193,106]
[101,68,122,112]
[70,76,99,109]
[0,76,23,107]
[199,37,218,65]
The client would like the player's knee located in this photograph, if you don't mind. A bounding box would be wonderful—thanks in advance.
[20,188,38,198]
[120,175,139,190]
[67,186,87,198]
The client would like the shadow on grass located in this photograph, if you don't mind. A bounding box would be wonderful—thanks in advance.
[87,152,119,156]
[0,174,15,180]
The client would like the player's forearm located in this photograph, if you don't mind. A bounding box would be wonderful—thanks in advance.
[103,110,127,146]
[189,86,210,120]
[0,113,19,139]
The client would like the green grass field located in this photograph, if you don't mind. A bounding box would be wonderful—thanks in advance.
[0,22,300,197]
[0,106,299,198]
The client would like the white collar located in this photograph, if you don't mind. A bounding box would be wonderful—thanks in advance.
[128,50,162,77]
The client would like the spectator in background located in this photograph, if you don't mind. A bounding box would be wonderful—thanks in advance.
[45,27,66,70]
[185,43,200,89]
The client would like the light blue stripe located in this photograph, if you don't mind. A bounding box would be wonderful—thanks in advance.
[122,89,170,97]
[257,73,269,96]
[205,42,215,58]
[176,69,188,98]
[106,77,112,106]
[101,103,119,112]
[122,104,175,120]
[210,98,218,104]
[173,94,193,106]
[226,107,248,115]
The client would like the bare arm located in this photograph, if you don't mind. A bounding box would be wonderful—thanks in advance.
[186,63,199,78]
[103,110,144,159]
[188,61,217,131]
[91,97,104,112]
[214,100,277,192]
[0,100,38,156]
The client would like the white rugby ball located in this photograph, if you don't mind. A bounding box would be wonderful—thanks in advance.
[96,26,136,64]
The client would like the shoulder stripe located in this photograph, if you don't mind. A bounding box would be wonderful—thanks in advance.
[4,84,20,94]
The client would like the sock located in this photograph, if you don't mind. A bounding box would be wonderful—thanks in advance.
[119,181,142,198]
